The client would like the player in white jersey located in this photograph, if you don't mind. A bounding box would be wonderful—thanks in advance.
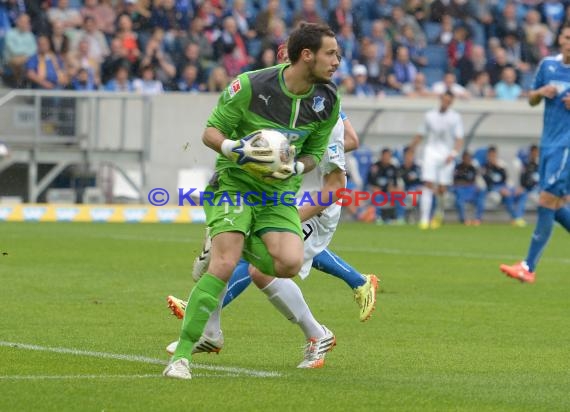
[411,90,464,229]
[166,114,379,368]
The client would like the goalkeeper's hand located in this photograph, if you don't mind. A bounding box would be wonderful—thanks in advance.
[268,161,305,180]
[220,132,274,165]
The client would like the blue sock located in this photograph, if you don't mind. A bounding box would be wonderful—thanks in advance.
[312,248,366,289]
[222,259,251,307]
[525,207,555,272]
[554,207,570,232]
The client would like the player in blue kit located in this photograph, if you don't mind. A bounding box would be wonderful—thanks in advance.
[500,22,570,283]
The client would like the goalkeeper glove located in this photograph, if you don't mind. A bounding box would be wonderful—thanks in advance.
[268,161,305,180]
[220,132,274,165]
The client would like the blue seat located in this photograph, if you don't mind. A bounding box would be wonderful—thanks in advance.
[424,45,448,71]
[422,67,445,86]
[352,145,375,184]
[472,147,488,168]
[424,22,442,45]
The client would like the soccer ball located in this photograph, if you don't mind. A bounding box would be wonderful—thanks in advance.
[240,129,294,180]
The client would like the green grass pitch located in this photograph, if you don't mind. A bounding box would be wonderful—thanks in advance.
[0,222,568,411]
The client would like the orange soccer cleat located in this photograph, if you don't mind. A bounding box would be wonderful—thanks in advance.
[499,261,536,283]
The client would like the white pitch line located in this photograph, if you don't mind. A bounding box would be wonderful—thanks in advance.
[0,373,247,380]
[0,341,281,378]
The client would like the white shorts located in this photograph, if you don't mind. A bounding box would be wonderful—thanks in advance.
[298,216,336,279]
[422,151,454,186]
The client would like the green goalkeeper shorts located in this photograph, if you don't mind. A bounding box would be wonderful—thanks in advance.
[204,169,302,242]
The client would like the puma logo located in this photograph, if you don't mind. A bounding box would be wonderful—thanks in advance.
[258,94,271,106]
[223,217,236,226]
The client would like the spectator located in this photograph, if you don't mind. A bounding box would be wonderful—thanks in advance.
[139,27,177,88]
[121,0,152,45]
[352,64,376,97]
[104,64,134,91]
[175,42,207,84]
[292,0,324,28]
[206,65,229,92]
[337,22,359,63]
[26,35,67,89]
[214,15,249,78]
[260,18,287,55]
[81,0,117,39]
[70,66,97,90]
[502,30,532,73]
[3,13,37,87]
[397,24,427,67]
[133,64,164,94]
[368,19,393,66]
[367,148,404,224]
[228,0,256,40]
[404,0,428,27]
[494,66,522,100]
[177,16,215,70]
[329,0,362,38]
[116,14,140,67]
[66,37,101,88]
[457,44,487,86]
[448,24,473,69]
[480,145,521,226]
[75,16,109,63]
[391,5,425,46]
[513,144,540,226]
[485,46,514,85]
[100,37,130,84]
[432,71,471,99]
[369,0,393,21]
[25,0,51,36]
[399,146,422,192]
[177,63,204,92]
[251,47,277,71]
[338,74,356,95]
[402,72,434,97]
[386,45,417,94]
[467,70,495,98]
[254,0,283,40]
[438,14,455,46]
[47,0,83,41]
[495,2,524,40]
[49,20,72,59]
[453,151,485,225]
[150,0,189,50]
[541,0,565,35]
[523,9,553,47]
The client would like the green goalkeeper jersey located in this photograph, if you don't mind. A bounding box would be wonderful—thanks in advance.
[206,63,341,192]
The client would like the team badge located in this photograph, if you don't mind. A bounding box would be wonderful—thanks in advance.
[228,79,242,97]
[327,144,340,160]
[312,96,325,113]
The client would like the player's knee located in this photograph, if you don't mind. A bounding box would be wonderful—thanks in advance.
[273,254,303,278]
[208,254,241,279]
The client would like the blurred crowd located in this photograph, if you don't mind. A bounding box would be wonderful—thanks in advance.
[346,143,540,225]
[0,0,569,95]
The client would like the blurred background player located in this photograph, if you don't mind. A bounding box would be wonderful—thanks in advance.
[163,23,341,380]
[453,151,485,225]
[166,113,379,368]
[500,23,570,283]
[411,90,464,229]
[513,144,540,226]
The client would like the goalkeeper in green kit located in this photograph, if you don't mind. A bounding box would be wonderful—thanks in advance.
[163,22,341,379]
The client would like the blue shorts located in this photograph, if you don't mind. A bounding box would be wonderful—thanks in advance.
[539,146,570,198]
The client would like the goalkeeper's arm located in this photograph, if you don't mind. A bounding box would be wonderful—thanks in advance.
[202,127,229,154]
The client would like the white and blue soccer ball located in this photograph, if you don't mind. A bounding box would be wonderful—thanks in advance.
[239,129,294,180]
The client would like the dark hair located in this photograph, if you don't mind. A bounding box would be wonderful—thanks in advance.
[443,89,455,98]
[488,145,497,153]
[530,144,538,151]
[287,22,335,64]
[381,148,391,155]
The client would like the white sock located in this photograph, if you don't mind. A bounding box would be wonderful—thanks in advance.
[261,278,324,340]
[420,187,433,224]
[203,285,227,339]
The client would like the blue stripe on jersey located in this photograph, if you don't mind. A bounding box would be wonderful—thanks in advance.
[532,55,570,148]
[340,111,347,121]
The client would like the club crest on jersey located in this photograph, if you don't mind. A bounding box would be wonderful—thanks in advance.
[228,79,242,97]
[312,96,325,113]
[328,144,340,160]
